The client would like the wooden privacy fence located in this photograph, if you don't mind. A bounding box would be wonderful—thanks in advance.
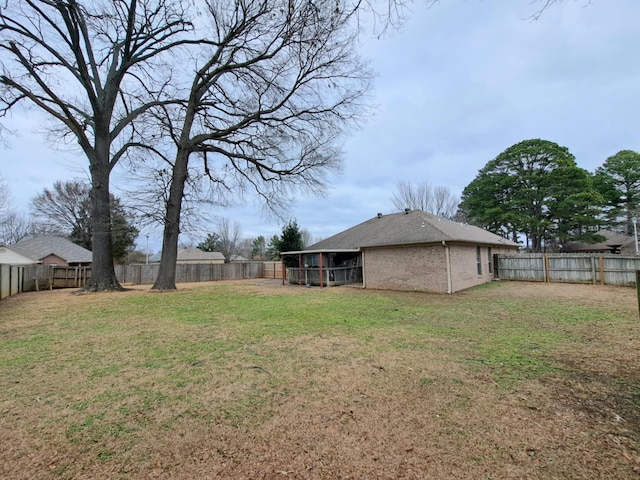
[496,253,640,286]
[24,265,91,289]
[0,262,270,300]
[114,262,265,285]
[261,261,283,279]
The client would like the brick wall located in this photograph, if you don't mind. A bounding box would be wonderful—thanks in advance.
[363,244,449,293]
[364,244,517,294]
[40,254,68,266]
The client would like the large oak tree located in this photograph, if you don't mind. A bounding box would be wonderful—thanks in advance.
[0,0,193,290]
[148,1,373,290]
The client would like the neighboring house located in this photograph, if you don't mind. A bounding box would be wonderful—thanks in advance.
[282,209,519,294]
[0,245,39,265]
[148,248,226,264]
[10,236,92,266]
[561,230,637,255]
[229,254,249,263]
[175,247,225,264]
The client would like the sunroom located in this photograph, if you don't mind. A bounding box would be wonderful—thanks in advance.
[280,249,362,287]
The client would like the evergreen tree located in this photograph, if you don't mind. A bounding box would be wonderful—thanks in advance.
[250,236,267,260]
[270,221,305,266]
[593,150,640,234]
[460,139,604,251]
[197,233,222,253]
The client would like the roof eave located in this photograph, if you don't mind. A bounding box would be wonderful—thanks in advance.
[281,248,361,255]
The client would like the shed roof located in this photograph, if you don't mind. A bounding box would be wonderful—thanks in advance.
[11,236,92,263]
[307,210,520,251]
[0,245,39,265]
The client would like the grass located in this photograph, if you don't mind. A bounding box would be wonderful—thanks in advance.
[0,280,638,479]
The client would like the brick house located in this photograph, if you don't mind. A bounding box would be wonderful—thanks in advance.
[150,247,225,264]
[282,210,519,294]
[10,236,92,266]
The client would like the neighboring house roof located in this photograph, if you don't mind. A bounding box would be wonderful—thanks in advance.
[229,254,249,262]
[305,210,520,251]
[11,236,92,264]
[562,230,636,253]
[177,247,225,262]
[148,249,226,263]
[0,245,39,265]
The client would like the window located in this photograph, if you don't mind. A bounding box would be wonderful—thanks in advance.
[476,246,482,275]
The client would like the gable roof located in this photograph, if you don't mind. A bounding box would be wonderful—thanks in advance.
[177,247,225,262]
[308,210,519,251]
[598,230,635,248]
[562,230,636,253]
[10,236,92,263]
[0,245,39,265]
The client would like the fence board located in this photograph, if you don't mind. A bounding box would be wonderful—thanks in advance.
[497,253,640,286]
[0,264,10,299]
[0,264,26,300]
[114,262,265,285]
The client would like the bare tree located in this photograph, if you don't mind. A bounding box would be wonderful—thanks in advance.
[31,180,139,262]
[216,218,242,263]
[31,181,91,246]
[0,212,34,245]
[391,181,459,219]
[0,1,193,290]
[392,181,432,212]
[149,1,373,290]
[0,174,31,244]
[431,185,459,219]
[0,174,9,218]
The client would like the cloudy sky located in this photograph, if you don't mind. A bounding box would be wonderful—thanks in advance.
[3,0,640,253]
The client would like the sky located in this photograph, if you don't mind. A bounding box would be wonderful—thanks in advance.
[2,0,640,253]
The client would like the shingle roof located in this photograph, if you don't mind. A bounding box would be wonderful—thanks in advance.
[11,236,93,263]
[599,230,635,247]
[308,210,520,250]
[177,247,225,261]
[562,230,636,252]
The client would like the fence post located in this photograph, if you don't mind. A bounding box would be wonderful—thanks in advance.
[637,270,640,318]
[544,255,550,283]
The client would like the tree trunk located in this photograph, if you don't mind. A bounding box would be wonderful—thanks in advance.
[531,234,543,253]
[152,149,190,291]
[85,154,122,292]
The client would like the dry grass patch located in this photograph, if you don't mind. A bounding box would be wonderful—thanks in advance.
[0,280,638,479]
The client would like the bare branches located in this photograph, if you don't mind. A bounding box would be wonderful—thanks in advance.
[391,181,459,219]
[175,0,369,203]
[527,0,591,21]
[0,0,194,166]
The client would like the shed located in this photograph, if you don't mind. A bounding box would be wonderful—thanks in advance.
[0,245,38,265]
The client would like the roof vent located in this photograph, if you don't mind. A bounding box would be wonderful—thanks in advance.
[377,213,383,218]
[404,208,410,214]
